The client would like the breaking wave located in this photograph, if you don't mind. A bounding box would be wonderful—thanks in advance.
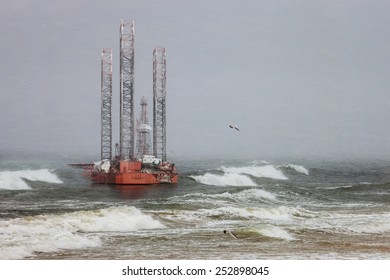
[252,225,296,240]
[221,165,288,180]
[161,205,316,226]
[203,205,316,221]
[280,164,309,175]
[317,212,390,235]
[0,206,164,259]
[170,189,277,206]
[189,162,309,186]
[189,173,257,187]
[229,188,277,202]
[0,169,63,190]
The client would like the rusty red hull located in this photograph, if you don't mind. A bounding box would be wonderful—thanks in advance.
[90,171,178,185]
[70,160,178,185]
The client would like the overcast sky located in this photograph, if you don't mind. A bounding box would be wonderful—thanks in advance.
[1,0,390,161]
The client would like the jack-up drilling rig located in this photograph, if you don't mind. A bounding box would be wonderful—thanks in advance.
[70,20,177,185]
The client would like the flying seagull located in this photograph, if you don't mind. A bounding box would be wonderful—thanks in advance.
[223,230,237,239]
[229,124,240,131]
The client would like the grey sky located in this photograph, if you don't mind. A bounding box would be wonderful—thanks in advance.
[0,0,389,160]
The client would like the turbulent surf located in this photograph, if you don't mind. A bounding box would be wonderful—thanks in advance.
[0,158,389,259]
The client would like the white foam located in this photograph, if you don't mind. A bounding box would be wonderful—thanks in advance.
[280,164,309,175]
[295,211,390,236]
[234,189,277,202]
[326,185,353,190]
[210,206,307,221]
[73,206,164,232]
[189,173,257,187]
[326,212,390,234]
[221,165,288,180]
[208,189,277,202]
[174,189,277,205]
[0,206,164,259]
[254,225,296,240]
[0,169,63,190]
[250,160,269,165]
[166,205,314,225]
[189,162,303,186]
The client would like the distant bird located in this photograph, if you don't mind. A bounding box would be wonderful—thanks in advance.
[223,230,237,239]
[229,124,240,131]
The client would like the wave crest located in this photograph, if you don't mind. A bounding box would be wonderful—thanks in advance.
[189,173,257,187]
[0,206,164,259]
[252,225,296,240]
[0,169,63,190]
[221,165,288,180]
[189,162,308,186]
[209,205,314,221]
[280,164,309,175]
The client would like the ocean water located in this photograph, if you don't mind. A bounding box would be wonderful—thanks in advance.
[0,156,389,260]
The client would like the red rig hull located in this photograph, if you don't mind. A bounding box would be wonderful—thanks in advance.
[88,160,177,185]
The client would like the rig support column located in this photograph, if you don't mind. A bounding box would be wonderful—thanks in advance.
[153,47,167,162]
[100,48,113,161]
[119,20,135,160]
[136,97,152,159]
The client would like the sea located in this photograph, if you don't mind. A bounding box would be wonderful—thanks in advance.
[0,156,389,260]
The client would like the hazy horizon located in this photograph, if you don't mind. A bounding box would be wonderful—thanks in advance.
[1,0,390,161]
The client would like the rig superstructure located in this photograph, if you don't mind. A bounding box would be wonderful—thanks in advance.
[70,20,177,185]
[136,96,152,159]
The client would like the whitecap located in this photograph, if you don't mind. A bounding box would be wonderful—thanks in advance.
[234,189,277,202]
[0,205,164,259]
[280,164,309,175]
[189,172,257,187]
[178,205,313,222]
[253,225,296,240]
[221,165,288,180]
[0,169,63,190]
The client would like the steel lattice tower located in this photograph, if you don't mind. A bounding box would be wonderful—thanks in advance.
[100,48,113,161]
[119,20,135,160]
[153,47,167,162]
[136,97,152,159]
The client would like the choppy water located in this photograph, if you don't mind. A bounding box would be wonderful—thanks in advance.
[0,156,389,259]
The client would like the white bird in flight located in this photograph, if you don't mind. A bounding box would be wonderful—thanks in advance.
[229,124,240,131]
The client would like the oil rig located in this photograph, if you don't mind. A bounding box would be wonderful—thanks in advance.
[71,20,177,185]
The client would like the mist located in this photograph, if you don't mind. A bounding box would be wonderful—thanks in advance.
[1,0,390,161]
